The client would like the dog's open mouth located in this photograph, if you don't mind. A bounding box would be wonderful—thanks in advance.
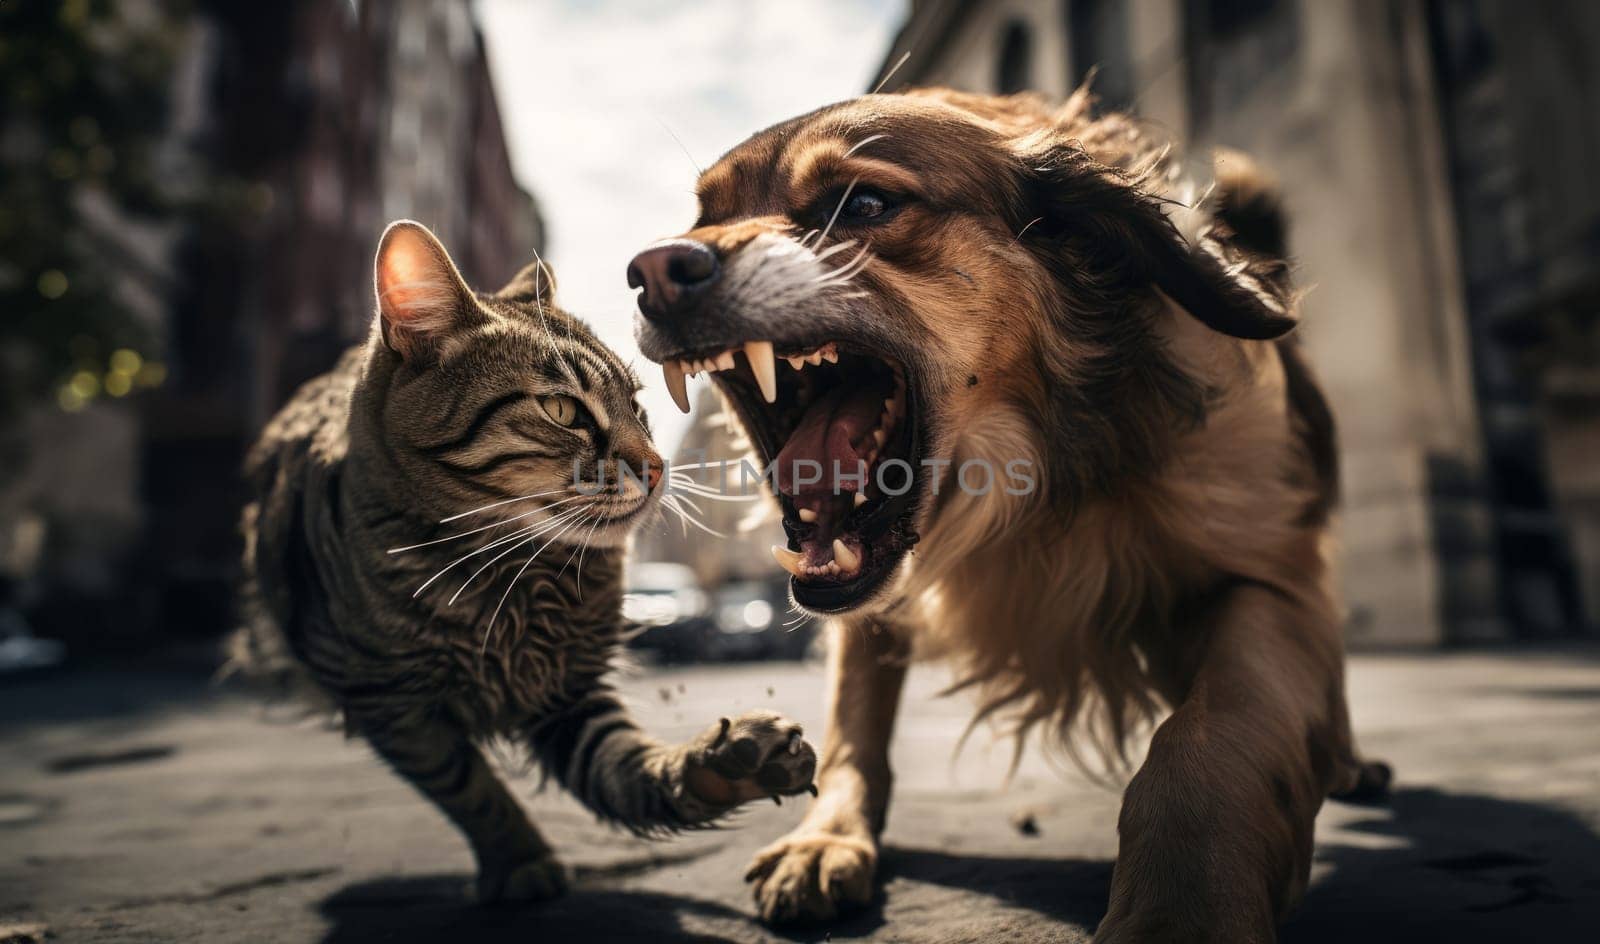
[661,340,922,612]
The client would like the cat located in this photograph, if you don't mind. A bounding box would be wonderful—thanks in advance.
[235,220,816,902]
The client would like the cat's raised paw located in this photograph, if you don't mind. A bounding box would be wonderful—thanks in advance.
[685,710,817,807]
[477,855,568,905]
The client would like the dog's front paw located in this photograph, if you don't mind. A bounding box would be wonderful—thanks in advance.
[684,710,817,808]
[476,854,568,904]
[745,827,877,924]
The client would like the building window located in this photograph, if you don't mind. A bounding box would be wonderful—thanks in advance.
[997,19,1034,94]
[1068,0,1134,110]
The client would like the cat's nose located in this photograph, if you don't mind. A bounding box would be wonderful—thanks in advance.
[628,239,719,321]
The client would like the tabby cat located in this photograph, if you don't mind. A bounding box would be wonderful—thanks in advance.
[237,220,816,902]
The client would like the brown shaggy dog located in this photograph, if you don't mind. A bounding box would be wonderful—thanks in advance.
[628,87,1390,942]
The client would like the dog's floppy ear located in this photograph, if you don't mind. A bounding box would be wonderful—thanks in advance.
[496,257,557,307]
[1018,143,1296,340]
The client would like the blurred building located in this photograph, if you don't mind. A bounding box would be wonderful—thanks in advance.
[3,0,541,650]
[875,0,1599,645]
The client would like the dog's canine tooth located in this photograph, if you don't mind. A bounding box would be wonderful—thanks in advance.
[797,507,818,523]
[745,340,778,403]
[873,428,887,447]
[854,491,868,508]
[664,362,690,413]
[716,350,736,371]
[771,545,804,577]
[832,539,859,571]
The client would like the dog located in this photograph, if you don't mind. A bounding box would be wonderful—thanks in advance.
[628,87,1390,942]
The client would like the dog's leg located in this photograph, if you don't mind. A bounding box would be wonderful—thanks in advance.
[746,617,907,924]
[1095,583,1355,944]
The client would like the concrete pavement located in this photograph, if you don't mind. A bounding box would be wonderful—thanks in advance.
[3,647,1599,942]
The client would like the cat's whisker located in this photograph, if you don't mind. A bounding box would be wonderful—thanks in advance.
[411,523,539,599]
[559,511,608,597]
[661,493,725,538]
[481,510,592,655]
[439,487,571,524]
[409,499,594,597]
[661,459,746,472]
[660,495,691,539]
[664,481,761,503]
[446,504,595,605]
[389,493,591,555]
[665,491,706,517]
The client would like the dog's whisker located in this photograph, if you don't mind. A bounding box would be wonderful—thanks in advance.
[812,238,860,265]
[814,175,862,250]
[843,133,888,159]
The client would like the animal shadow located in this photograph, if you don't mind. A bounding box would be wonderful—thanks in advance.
[1289,787,1600,941]
[316,873,749,944]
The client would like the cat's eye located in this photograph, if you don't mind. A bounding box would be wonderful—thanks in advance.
[540,395,580,427]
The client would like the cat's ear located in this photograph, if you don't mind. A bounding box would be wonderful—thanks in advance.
[495,257,557,307]
[373,220,483,360]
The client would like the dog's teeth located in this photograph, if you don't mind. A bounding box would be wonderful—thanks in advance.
[821,344,838,364]
[797,507,818,523]
[663,362,690,413]
[787,356,805,370]
[717,350,736,371]
[745,340,778,403]
[854,492,868,508]
[832,539,860,572]
[873,428,887,447]
[771,545,804,577]
[805,351,823,366]
[884,397,897,415]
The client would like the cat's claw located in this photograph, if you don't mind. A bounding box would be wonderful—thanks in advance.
[685,709,818,807]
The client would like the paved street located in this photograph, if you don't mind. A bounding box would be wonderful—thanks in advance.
[3,647,1600,943]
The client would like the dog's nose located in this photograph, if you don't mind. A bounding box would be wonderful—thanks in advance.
[627,239,719,320]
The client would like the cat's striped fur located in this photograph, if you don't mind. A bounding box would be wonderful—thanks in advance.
[236,221,815,902]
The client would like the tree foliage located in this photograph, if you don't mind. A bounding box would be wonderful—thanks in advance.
[0,0,184,419]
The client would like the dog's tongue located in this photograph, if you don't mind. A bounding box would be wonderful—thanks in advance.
[774,385,882,496]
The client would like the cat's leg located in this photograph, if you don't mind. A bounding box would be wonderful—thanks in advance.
[353,707,565,903]
[528,695,816,833]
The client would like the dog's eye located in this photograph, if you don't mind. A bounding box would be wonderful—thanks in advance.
[842,188,891,222]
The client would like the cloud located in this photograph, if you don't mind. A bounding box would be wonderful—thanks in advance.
[477,0,904,449]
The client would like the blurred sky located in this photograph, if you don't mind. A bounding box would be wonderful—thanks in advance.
[477,0,905,451]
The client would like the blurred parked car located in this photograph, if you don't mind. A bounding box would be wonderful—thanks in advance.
[706,577,814,662]
[624,565,814,662]
[623,562,712,663]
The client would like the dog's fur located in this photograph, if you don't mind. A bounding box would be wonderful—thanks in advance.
[634,88,1388,942]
